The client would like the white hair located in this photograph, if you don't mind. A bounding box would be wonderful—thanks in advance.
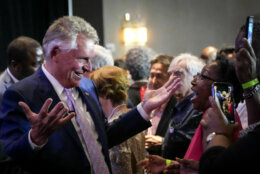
[91,45,114,70]
[168,53,205,76]
[42,16,99,60]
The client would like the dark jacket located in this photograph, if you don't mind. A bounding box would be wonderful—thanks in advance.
[0,68,151,174]
[161,94,203,159]
[127,81,147,106]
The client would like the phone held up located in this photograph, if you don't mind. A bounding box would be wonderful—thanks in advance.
[246,16,254,45]
[211,82,235,124]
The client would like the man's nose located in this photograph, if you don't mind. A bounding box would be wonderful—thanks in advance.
[151,77,158,84]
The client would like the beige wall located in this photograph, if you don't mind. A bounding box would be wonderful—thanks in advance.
[103,0,260,59]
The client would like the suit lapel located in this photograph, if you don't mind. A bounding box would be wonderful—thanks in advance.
[37,70,58,105]
[35,68,83,148]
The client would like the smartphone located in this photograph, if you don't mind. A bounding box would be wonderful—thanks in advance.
[246,16,254,45]
[211,82,235,124]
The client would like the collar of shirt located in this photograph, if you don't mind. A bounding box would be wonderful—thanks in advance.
[175,93,195,112]
[41,64,78,100]
[7,67,19,83]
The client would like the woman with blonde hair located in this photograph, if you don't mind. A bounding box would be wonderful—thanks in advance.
[89,65,145,174]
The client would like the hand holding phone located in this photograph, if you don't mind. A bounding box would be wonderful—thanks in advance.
[246,16,254,45]
[211,82,235,124]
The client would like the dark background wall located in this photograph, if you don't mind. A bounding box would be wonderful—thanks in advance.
[0,0,104,72]
[103,0,260,58]
[0,0,68,71]
[73,0,104,46]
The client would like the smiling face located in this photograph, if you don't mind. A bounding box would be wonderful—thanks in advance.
[148,62,170,90]
[49,34,95,88]
[190,62,219,111]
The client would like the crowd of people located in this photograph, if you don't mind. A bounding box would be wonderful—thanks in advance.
[0,14,259,174]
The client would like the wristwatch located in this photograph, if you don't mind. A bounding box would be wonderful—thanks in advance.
[206,132,229,144]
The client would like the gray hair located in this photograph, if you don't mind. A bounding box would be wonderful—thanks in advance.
[168,53,205,76]
[125,46,156,81]
[42,16,99,60]
[91,45,114,70]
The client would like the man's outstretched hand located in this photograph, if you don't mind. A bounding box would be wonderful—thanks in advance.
[142,75,180,114]
[19,98,75,145]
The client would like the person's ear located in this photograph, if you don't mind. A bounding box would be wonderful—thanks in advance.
[50,46,61,62]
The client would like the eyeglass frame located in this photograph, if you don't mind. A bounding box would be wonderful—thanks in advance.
[193,73,216,81]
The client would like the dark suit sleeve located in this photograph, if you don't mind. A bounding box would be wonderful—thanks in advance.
[0,89,35,162]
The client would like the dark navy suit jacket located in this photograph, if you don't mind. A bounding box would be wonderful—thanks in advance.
[0,68,150,174]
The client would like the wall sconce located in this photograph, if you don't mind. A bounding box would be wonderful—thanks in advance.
[121,13,147,45]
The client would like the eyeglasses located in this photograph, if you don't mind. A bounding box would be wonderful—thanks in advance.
[193,73,215,81]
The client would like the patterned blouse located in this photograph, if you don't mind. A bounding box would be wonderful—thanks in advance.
[108,106,146,174]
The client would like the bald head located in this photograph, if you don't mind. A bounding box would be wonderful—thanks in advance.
[200,46,218,64]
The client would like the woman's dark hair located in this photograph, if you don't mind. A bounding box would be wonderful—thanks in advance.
[215,55,243,107]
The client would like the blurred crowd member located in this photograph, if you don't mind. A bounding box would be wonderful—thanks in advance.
[82,44,114,106]
[125,46,156,106]
[114,58,126,69]
[200,46,218,64]
[114,58,133,83]
[237,22,260,125]
[0,36,43,105]
[89,65,145,174]
[138,56,243,174]
[186,56,243,160]
[218,46,236,60]
[145,54,175,155]
[84,44,114,77]
[217,46,248,129]
[0,15,181,174]
[145,53,204,160]
[161,53,204,160]
[199,21,260,174]
[91,45,114,70]
[114,58,134,108]
[0,36,43,174]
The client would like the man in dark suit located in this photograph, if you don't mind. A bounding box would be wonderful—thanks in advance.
[0,16,180,174]
[0,36,43,106]
[0,36,43,174]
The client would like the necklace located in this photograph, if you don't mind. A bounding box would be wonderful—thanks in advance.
[108,104,127,121]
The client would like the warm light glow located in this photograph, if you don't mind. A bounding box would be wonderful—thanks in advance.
[123,28,135,43]
[136,27,147,43]
[123,27,147,45]
[125,13,130,21]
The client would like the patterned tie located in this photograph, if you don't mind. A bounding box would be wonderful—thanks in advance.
[64,88,110,174]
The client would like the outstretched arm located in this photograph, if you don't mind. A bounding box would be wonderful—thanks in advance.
[142,75,180,115]
[19,98,75,146]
